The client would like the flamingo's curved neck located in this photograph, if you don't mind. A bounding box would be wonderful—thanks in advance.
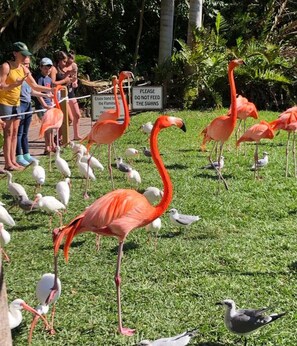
[119,77,130,129]
[228,65,237,127]
[113,79,120,117]
[151,126,173,216]
[54,87,61,110]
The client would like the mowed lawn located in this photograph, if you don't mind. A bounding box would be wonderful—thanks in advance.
[2,109,297,345]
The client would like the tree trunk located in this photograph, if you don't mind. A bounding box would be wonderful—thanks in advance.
[158,0,175,65]
[187,0,203,49]
[0,256,12,345]
[132,0,146,73]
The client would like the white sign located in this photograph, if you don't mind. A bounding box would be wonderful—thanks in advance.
[132,86,163,110]
[91,94,125,121]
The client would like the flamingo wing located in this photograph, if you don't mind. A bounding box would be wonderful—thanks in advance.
[39,108,64,138]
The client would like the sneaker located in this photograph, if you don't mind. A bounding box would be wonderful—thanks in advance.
[23,153,37,163]
[16,155,30,167]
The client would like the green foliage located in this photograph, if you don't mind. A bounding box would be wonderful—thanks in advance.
[3,110,297,345]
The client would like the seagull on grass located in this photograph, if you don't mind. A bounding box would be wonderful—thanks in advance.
[216,299,286,346]
[251,152,268,170]
[138,329,198,346]
[169,208,200,227]
[202,156,224,170]
[115,157,132,173]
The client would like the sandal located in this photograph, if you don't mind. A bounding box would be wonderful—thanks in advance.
[4,166,18,171]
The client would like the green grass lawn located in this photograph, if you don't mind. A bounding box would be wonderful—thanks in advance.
[2,109,297,345]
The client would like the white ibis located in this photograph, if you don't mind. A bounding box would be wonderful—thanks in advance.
[56,178,71,207]
[125,147,139,159]
[3,170,29,201]
[0,201,15,226]
[76,152,96,198]
[80,154,104,171]
[28,273,62,342]
[69,141,87,155]
[145,217,162,247]
[55,146,71,177]
[8,299,49,330]
[140,121,153,135]
[169,208,200,227]
[126,167,141,186]
[31,193,66,228]
[143,187,163,204]
[0,222,11,262]
[30,160,46,191]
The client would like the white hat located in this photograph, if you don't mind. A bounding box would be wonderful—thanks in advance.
[40,57,53,66]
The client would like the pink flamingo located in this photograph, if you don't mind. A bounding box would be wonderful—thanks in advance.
[46,115,186,336]
[237,120,275,178]
[82,71,133,192]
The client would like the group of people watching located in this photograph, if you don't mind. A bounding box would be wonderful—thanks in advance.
[0,41,82,171]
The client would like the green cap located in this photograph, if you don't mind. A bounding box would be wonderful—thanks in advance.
[12,42,32,56]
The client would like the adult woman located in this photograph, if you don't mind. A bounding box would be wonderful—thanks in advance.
[0,42,54,171]
[51,51,81,140]
[66,50,82,140]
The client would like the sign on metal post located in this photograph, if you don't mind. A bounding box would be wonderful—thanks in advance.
[132,86,163,111]
[91,94,125,121]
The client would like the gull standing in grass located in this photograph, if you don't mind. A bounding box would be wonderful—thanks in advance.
[143,146,152,158]
[28,273,61,342]
[3,170,29,201]
[54,146,71,178]
[202,156,225,170]
[16,195,39,213]
[251,152,268,170]
[169,208,200,227]
[0,222,11,261]
[216,299,286,346]
[138,329,198,345]
[115,157,132,173]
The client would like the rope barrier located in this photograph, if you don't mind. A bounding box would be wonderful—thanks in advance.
[0,84,132,119]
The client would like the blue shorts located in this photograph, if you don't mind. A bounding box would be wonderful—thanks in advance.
[0,104,21,121]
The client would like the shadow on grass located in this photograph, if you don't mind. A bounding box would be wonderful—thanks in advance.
[10,223,44,232]
[167,163,188,170]
[110,241,140,254]
[48,240,86,251]
[158,230,183,238]
[288,261,297,273]
[194,172,234,180]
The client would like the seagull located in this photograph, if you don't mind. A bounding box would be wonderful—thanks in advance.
[0,222,11,261]
[55,146,71,177]
[202,156,224,169]
[251,152,268,170]
[140,121,153,135]
[138,329,198,346]
[169,208,200,227]
[16,195,39,213]
[143,186,163,204]
[143,146,152,158]
[115,157,132,173]
[216,299,286,345]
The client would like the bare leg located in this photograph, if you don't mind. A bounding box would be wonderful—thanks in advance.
[254,143,259,179]
[285,132,291,178]
[209,142,228,190]
[95,234,101,251]
[46,255,59,305]
[0,247,10,262]
[115,241,135,336]
[293,132,297,177]
[108,144,115,189]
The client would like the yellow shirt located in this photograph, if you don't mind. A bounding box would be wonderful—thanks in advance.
[0,64,26,106]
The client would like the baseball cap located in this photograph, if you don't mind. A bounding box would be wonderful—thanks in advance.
[40,57,53,66]
[12,42,32,56]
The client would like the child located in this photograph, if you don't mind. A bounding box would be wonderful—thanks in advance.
[34,57,55,154]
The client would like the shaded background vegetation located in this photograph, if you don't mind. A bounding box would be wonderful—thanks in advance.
[0,0,296,110]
